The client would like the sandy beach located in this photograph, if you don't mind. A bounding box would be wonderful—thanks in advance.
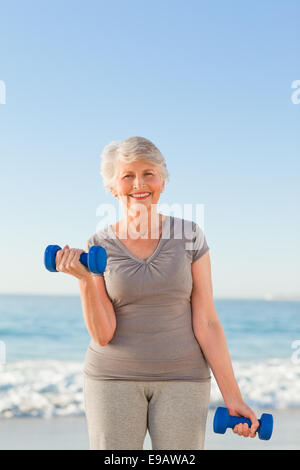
[0,409,299,450]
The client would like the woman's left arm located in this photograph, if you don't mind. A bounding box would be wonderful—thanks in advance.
[191,252,260,438]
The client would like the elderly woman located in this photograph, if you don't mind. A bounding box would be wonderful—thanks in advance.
[56,136,259,450]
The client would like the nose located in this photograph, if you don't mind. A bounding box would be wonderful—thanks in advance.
[132,175,146,188]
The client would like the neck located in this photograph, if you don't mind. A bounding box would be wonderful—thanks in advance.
[120,209,163,240]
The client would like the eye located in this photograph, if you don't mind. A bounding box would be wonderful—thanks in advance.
[124,173,153,178]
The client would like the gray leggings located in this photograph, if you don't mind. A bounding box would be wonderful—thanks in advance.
[83,376,211,450]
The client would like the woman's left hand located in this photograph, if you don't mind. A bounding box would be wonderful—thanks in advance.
[226,400,260,438]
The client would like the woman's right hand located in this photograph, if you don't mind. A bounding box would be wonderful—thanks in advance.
[55,244,92,281]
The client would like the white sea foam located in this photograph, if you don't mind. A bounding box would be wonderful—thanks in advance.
[0,358,299,418]
[0,360,84,419]
[211,358,300,410]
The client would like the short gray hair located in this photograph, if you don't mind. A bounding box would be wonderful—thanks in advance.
[100,136,170,194]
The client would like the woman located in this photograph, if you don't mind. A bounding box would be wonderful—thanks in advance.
[56,136,259,450]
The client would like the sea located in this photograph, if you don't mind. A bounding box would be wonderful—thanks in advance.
[0,294,299,419]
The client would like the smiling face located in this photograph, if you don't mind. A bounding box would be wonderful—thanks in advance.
[110,159,165,211]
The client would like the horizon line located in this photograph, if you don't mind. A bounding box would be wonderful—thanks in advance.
[0,292,299,302]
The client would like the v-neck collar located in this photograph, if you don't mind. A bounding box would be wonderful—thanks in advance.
[108,214,169,264]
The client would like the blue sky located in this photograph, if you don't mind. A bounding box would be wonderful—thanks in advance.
[0,0,299,299]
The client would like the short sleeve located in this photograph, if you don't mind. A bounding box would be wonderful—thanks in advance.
[188,223,210,263]
[85,235,104,277]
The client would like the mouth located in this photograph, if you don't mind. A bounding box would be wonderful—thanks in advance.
[129,192,151,200]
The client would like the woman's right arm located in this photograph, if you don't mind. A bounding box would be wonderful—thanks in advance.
[78,274,117,347]
[54,243,116,347]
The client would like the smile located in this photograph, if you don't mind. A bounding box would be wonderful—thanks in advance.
[129,193,151,200]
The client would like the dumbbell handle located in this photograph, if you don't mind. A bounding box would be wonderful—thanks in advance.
[77,252,88,268]
[227,415,261,430]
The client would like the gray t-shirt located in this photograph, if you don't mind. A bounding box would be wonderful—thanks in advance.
[83,214,211,382]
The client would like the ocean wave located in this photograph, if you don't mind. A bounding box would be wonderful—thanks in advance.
[0,358,299,418]
[210,358,300,410]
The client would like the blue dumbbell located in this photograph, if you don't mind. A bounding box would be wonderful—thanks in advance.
[213,407,273,440]
[44,245,107,275]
